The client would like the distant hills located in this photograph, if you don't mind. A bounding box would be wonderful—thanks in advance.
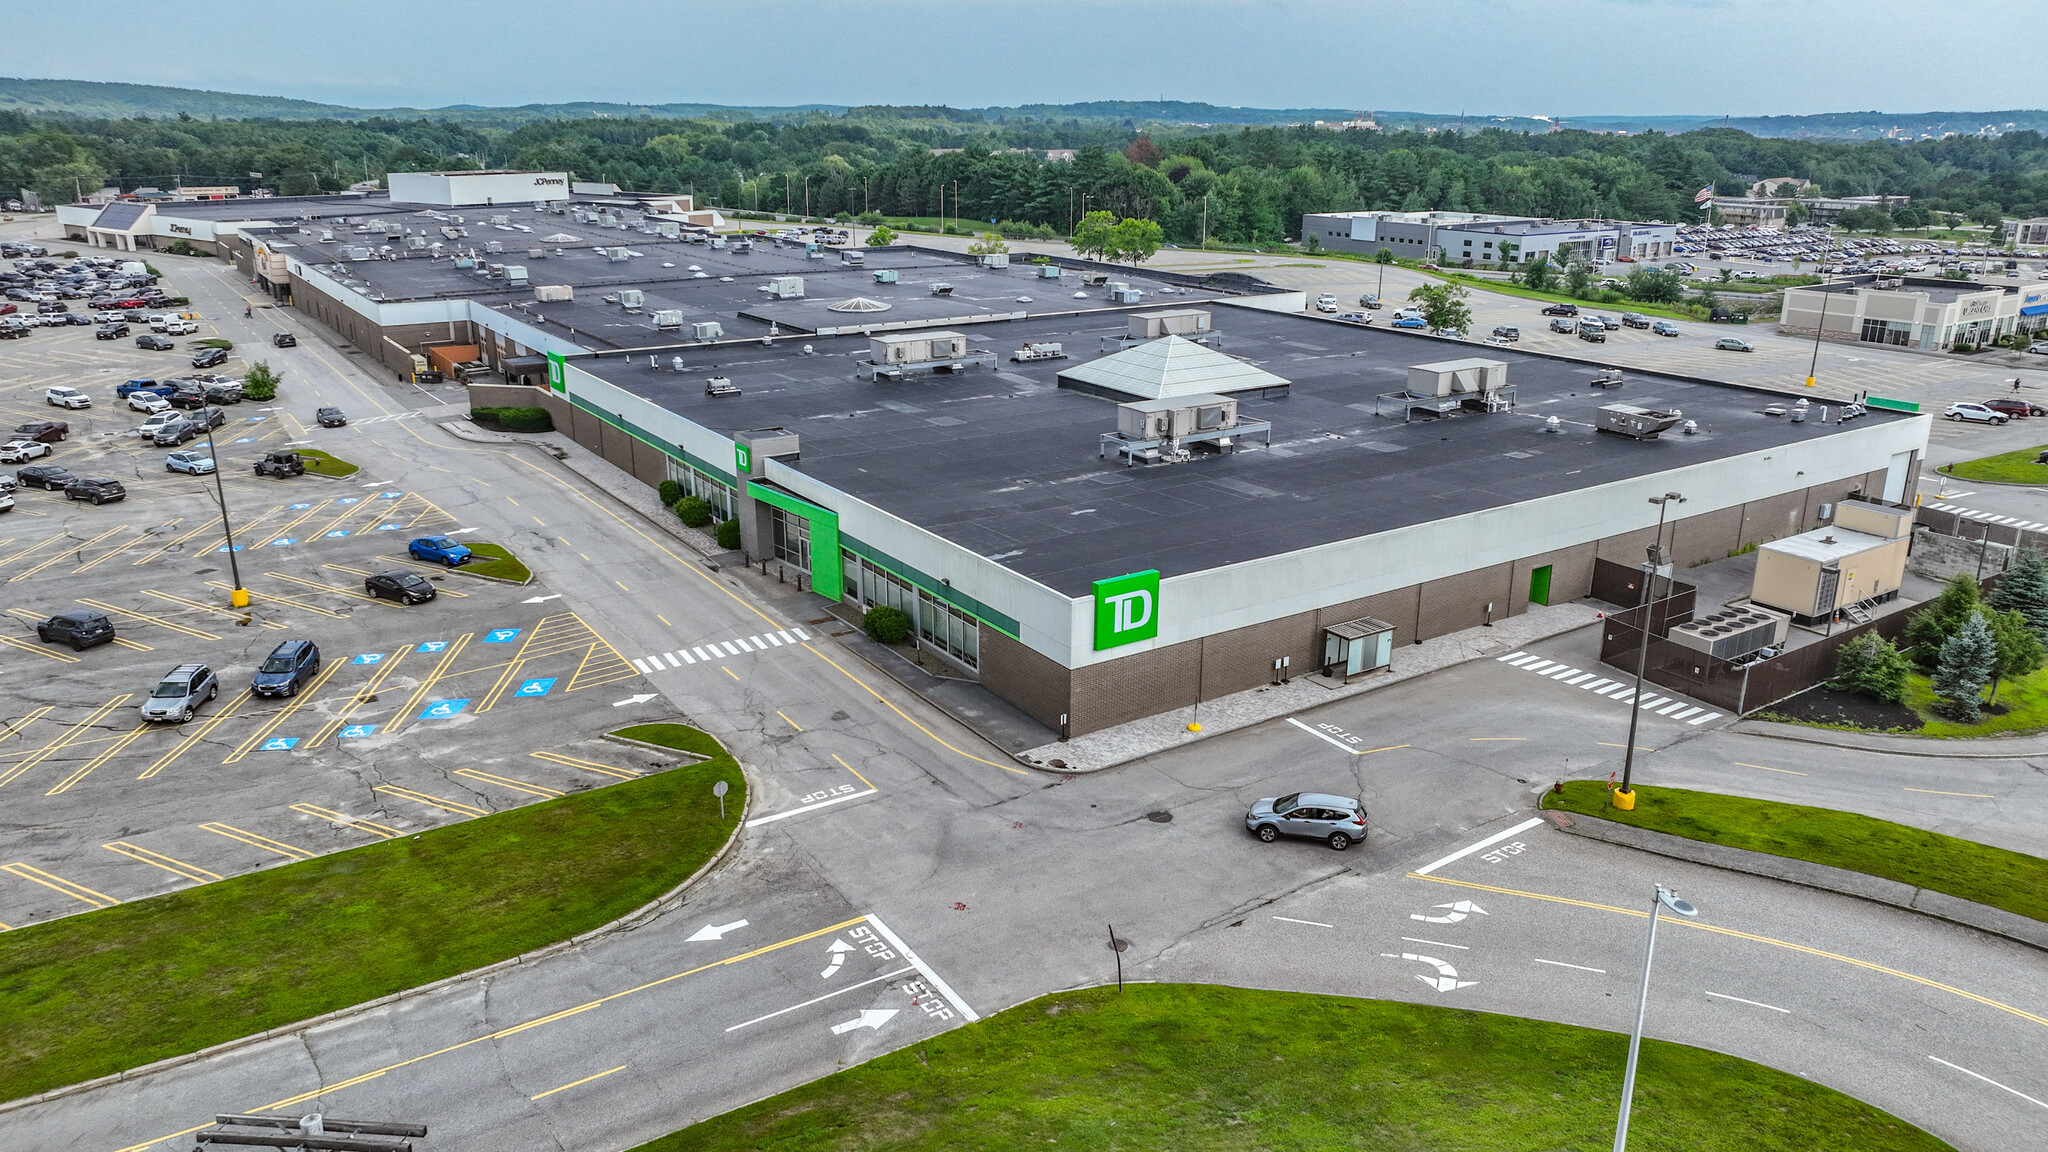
[3,77,2045,141]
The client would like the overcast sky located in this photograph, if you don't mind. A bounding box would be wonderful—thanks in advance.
[2,0,2037,116]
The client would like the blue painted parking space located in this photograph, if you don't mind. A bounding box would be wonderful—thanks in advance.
[289,502,312,510]
[351,653,384,665]
[419,698,471,720]
[325,529,351,538]
[267,538,296,547]
[484,629,522,644]
[416,640,447,653]
[513,677,556,697]
[339,724,378,739]
[261,737,300,752]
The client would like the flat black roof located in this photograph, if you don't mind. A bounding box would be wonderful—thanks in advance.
[576,308,1914,596]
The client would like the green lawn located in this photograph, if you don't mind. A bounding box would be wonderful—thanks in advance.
[295,447,358,477]
[635,984,1949,1152]
[460,541,530,583]
[1905,668,2048,736]
[0,726,742,1103]
[1545,782,2048,923]
[1939,445,2048,486]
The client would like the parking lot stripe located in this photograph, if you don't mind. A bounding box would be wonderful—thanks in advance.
[481,623,558,713]
[0,531,72,570]
[308,645,411,748]
[0,631,81,663]
[139,588,288,630]
[1,862,120,908]
[206,580,348,620]
[103,841,222,884]
[0,695,133,790]
[454,768,564,799]
[0,707,53,747]
[130,514,223,567]
[76,597,221,641]
[261,569,391,607]
[383,633,474,736]
[71,522,177,574]
[342,559,472,594]
[290,803,403,839]
[267,499,336,540]
[138,692,253,780]
[45,722,152,795]
[198,822,314,860]
[15,524,131,581]
[531,750,640,780]
[563,615,637,693]
[374,784,489,818]
[223,659,350,764]
[724,966,918,1033]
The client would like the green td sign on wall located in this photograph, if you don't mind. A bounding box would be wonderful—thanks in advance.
[545,352,566,393]
[734,442,753,477]
[1093,569,1160,650]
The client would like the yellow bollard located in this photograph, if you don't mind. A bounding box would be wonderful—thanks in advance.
[230,587,250,609]
[1610,787,1637,811]
[1187,722,1203,733]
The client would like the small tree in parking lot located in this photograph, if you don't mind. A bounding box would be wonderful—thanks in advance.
[1407,282,1472,334]
[242,361,282,401]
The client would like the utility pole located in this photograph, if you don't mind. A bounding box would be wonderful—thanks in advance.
[1615,492,1684,808]
[952,179,958,235]
[803,175,810,219]
[1202,193,1209,250]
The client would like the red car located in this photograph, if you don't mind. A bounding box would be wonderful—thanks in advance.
[0,303,16,316]
[114,298,149,309]
[1984,398,2047,418]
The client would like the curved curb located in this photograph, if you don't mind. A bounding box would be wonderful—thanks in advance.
[1932,467,2048,489]
[1543,808,2048,952]
[1729,718,2048,759]
[0,745,755,1117]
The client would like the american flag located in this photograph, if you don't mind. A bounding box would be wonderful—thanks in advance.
[1694,184,1715,204]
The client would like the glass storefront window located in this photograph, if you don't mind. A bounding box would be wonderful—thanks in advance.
[841,549,980,670]
[664,459,737,520]
[771,506,811,570]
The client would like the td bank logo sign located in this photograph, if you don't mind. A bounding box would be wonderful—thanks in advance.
[1093,570,1160,650]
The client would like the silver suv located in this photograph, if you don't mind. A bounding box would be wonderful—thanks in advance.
[140,663,220,723]
[1245,792,1369,851]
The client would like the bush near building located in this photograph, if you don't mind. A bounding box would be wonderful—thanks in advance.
[673,496,712,528]
[714,518,741,550]
[864,605,911,644]
[470,406,554,432]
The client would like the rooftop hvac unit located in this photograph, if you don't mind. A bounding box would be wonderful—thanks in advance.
[504,265,528,286]
[453,255,475,269]
[657,221,680,238]
[490,214,510,226]
[764,276,804,299]
[603,246,630,262]
[1129,309,1212,340]
[1116,395,1239,440]
[528,248,546,259]
[484,262,505,279]
[404,234,427,249]
[1597,403,1684,440]
[979,252,1010,269]
[870,331,967,365]
[653,309,685,329]
[1109,285,1143,304]
[872,268,898,284]
[1666,606,1789,661]
[533,284,573,302]
[840,251,866,266]
[618,289,645,312]
[485,240,504,254]
[1036,265,1061,279]
[344,246,372,261]
[440,226,462,240]
[691,321,724,341]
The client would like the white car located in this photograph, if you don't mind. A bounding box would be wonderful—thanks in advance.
[1315,294,1339,313]
[1945,402,2009,424]
[1334,311,1372,324]
[135,411,183,439]
[0,439,52,463]
[93,311,122,323]
[159,319,197,335]
[45,386,91,409]
[128,392,172,413]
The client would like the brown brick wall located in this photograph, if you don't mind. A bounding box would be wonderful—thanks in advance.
[1197,614,1322,698]
[1668,503,1743,568]
[1416,562,1516,640]
[1068,638,1203,733]
[1319,587,1420,648]
[1739,492,1807,548]
[979,628,1074,732]
[1513,543,1597,610]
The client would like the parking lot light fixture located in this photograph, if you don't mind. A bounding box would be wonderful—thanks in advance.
[1615,492,1683,810]
[1613,886,1698,1152]
[201,422,248,607]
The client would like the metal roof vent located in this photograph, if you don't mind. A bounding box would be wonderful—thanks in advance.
[827,296,893,313]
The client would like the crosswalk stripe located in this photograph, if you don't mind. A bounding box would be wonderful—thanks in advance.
[1522,660,1558,674]
[1995,516,2020,525]
[778,630,797,643]
[631,658,652,674]
[766,632,785,645]
[749,635,766,648]
[1688,712,1722,725]
[1547,666,1580,679]
[677,650,695,664]
[693,646,712,661]
[664,653,681,668]
[1656,700,1691,715]
[1505,654,1543,667]
[1583,678,1614,691]
[721,641,741,657]
[1638,695,1667,708]
[1669,706,1702,721]
[792,627,810,640]
[1497,650,1527,662]
[1611,690,1636,703]
[1562,672,1594,685]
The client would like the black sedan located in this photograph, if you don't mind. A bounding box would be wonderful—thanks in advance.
[316,406,348,427]
[191,347,229,369]
[365,570,437,604]
[15,465,76,490]
[273,332,297,347]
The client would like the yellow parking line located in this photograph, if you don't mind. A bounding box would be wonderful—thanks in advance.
[110,636,155,651]
[260,570,388,606]
[263,499,335,541]
[0,531,71,569]
[2,862,119,908]
[130,514,223,567]
[103,841,221,884]
[71,522,176,573]
[383,633,473,736]
[0,707,52,746]
[530,750,640,780]
[324,561,469,596]
[0,695,133,790]
[140,588,287,630]
[453,768,563,799]
[833,753,875,790]
[289,803,402,840]
[0,632,81,663]
[13,524,130,582]
[138,692,253,780]
[221,660,348,764]
[308,646,411,748]
[204,580,348,620]
[373,784,488,818]
[45,722,152,795]
[198,822,313,860]
[75,598,220,641]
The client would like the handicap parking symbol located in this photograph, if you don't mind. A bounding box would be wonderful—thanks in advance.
[261,737,300,752]
[289,502,312,510]
[484,628,522,643]
[246,416,266,423]
[339,724,379,738]
[216,544,243,553]
[376,523,404,531]
[416,640,447,653]
[351,652,384,665]
[325,529,351,539]
[514,677,556,698]
[381,491,404,499]
[420,698,471,720]
[337,497,359,505]
[268,538,296,547]
[233,437,254,444]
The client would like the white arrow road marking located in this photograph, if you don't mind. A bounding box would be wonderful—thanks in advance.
[522,593,563,603]
[822,939,855,978]
[1410,900,1488,924]
[686,919,749,942]
[611,693,659,707]
[831,1008,899,1035]
[1383,952,1477,992]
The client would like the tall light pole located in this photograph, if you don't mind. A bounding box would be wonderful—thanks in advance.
[1613,886,1699,1152]
[1616,492,1684,809]
[202,422,249,608]
[1804,277,1836,389]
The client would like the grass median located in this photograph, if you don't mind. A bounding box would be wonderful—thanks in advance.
[459,541,530,583]
[634,984,1948,1152]
[0,725,743,1104]
[1939,444,2048,485]
[295,447,358,477]
[1546,781,2048,923]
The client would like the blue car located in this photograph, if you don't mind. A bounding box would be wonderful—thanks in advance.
[116,379,174,399]
[1391,316,1428,330]
[408,535,472,566]
[164,449,215,475]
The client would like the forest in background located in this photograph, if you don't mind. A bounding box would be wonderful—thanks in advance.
[9,100,2048,246]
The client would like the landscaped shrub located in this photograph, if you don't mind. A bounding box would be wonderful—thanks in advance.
[1826,633,1913,704]
[657,479,682,506]
[864,605,911,645]
[242,361,281,401]
[674,496,712,528]
[470,406,554,432]
[714,518,741,550]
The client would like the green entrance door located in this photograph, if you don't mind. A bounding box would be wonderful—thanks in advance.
[1528,565,1553,606]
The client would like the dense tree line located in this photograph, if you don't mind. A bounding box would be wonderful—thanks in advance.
[8,107,2048,244]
